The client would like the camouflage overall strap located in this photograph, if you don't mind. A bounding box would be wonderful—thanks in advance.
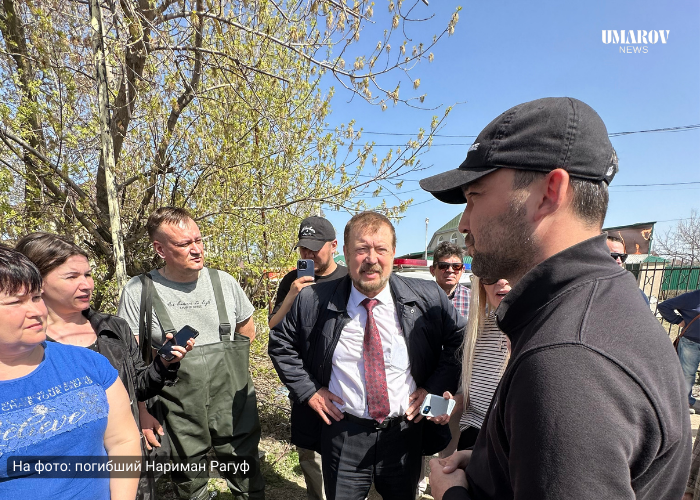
[147,272,178,342]
[208,268,232,340]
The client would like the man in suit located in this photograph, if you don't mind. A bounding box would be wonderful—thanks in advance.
[269,211,465,500]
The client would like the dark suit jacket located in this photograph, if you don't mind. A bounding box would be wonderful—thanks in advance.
[268,273,466,454]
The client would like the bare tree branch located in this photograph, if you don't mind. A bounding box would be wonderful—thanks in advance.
[127,0,205,237]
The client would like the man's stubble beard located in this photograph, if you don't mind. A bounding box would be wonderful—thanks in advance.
[470,199,538,285]
[315,257,331,276]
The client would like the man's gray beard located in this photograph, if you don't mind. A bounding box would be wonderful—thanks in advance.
[353,273,390,296]
[471,201,538,284]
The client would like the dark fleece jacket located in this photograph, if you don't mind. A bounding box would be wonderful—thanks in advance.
[446,234,691,500]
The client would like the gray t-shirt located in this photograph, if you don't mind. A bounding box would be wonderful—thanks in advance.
[118,268,255,347]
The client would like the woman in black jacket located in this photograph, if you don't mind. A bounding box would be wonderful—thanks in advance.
[16,232,195,498]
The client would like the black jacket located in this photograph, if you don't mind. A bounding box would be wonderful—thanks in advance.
[84,308,179,423]
[446,235,691,500]
[268,273,466,454]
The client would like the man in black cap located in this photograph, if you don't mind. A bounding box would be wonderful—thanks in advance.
[269,215,347,500]
[269,216,347,329]
[421,97,690,500]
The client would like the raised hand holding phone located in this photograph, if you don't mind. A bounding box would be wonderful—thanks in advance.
[297,259,316,279]
[158,325,199,363]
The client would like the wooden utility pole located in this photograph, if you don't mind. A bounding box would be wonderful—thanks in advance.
[89,0,128,290]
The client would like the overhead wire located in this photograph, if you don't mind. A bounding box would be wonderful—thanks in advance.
[339,125,700,204]
[325,123,700,139]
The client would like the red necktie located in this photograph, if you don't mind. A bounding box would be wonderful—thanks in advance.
[361,298,391,423]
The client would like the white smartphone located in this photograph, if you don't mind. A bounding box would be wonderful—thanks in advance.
[419,394,456,418]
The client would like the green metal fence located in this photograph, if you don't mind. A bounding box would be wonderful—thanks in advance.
[660,266,700,292]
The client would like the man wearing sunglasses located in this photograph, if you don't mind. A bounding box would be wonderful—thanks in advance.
[430,242,471,318]
[424,242,471,489]
[606,234,650,305]
[606,234,628,267]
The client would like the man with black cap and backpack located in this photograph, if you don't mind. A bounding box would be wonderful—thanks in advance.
[421,97,691,500]
[118,206,265,500]
[268,216,347,500]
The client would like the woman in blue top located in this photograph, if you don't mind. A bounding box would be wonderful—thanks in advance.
[16,233,193,443]
[16,232,195,499]
[0,245,140,499]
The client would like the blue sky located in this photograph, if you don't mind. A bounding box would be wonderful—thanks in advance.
[318,0,700,256]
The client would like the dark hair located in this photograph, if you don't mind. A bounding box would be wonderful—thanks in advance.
[432,241,465,263]
[15,232,89,277]
[606,234,624,244]
[147,207,195,241]
[511,169,610,227]
[344,211,397,249]
[0,244,43,296]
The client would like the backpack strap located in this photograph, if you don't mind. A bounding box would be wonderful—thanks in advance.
[208,268,232,340]
[138,273,154,364]
[680,314,700,340]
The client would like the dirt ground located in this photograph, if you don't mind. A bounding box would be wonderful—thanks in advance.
[153,445,435,500]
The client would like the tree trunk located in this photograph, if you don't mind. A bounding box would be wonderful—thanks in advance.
[89,0,128,291]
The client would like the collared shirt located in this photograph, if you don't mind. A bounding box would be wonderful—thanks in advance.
[449,283,471,318]
[328,283,417,419]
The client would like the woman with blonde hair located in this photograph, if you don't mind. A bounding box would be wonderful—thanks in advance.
[455,275,511,450]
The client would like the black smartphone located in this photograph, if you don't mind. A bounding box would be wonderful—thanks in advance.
[297,259,315,279]
[158,325,199,362]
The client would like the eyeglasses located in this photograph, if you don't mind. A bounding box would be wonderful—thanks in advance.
[610,252,628,263]
[436,262,464,272]
[481,277,500,286]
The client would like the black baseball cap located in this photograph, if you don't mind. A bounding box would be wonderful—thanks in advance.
[295,216,336,252]
[420,97,618,204]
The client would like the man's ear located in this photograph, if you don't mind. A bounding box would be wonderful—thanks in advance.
[429,266,436,277]
[153,240,166,259]
[330,239,338,252]
[532,169,571,222]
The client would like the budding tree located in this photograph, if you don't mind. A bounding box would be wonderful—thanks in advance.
[0,0,460,307]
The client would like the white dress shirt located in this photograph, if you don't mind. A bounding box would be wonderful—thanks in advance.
[329,283,417,419]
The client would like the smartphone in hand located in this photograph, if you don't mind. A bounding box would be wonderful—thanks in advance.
[297,259,315,279]
[158,325,199,362]
[419,394,456,418]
